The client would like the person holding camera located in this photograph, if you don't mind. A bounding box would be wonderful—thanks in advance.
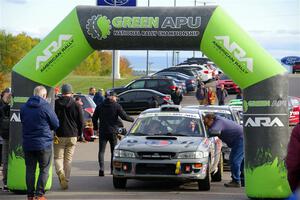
[92,91,134,176]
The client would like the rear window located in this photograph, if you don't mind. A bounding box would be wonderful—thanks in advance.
[145,80,158,88]
[159,79,173,87]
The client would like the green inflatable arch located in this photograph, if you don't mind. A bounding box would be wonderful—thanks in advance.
[9,6,291,198]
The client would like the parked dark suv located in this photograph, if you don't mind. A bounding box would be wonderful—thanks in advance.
[109,77,177,96]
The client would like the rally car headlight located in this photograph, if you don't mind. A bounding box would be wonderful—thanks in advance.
[177,151,204,159]
[114,150,135,158]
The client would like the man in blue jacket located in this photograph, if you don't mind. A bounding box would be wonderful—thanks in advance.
[204,113,244,188]
[21,86,59,200]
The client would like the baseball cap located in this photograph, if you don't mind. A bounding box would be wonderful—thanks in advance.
[61,84,73,94]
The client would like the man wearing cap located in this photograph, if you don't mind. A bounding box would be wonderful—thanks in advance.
[0,88,12,191]
[92,91,134,176]
[54,84,84,189]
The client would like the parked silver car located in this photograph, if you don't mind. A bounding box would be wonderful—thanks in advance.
[113,105,222,191]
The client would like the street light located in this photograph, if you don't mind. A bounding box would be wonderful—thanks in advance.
[146,0,150,75]
[176,51,180,65]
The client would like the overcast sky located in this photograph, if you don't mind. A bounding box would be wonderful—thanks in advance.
[0,0,299,60]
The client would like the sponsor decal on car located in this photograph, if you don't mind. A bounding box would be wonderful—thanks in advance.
[145,140,173,147]
[140,112,200,119]
[202,110,231,114]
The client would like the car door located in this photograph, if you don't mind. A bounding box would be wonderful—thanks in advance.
[145,80,158,91]
[118,91,137,112]
[135,91,156,111]
[158,79,173,94]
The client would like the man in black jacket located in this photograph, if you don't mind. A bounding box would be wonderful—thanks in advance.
[0,88,11,192]
[54,84,84,189]
[171,87,183,105]
[92,91,134,176]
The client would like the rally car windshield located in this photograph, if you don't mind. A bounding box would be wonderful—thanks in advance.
[129,114,204,137]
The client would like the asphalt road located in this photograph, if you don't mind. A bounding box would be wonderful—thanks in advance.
[0,90,248,200]
[288,74,300,97]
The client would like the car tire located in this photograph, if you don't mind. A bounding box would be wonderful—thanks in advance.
[113,176,127,189]
[198,163,210,191]
[211,154,223,182]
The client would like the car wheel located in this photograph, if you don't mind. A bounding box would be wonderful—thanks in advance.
[211,154,223,182]
[198,163,210,191]
[113,176,127,189]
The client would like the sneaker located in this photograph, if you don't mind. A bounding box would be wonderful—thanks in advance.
[224,180,241,188]
[99,170,104,177]
[58,171,68,190]
[2,185,9,192]
[36,195,47,200]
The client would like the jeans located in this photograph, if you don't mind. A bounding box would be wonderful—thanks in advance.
[54,137,77,181]
[218,100,225,105]
[229,138,244,182]
[98,133,117,172]
[2,139,8,185]
[24,148,52,197]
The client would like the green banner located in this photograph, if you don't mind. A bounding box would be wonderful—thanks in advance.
[200,7,286,89]
[13,8,94,87]
[8,149,53,190]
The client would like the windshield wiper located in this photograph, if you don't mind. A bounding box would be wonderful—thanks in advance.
[166,132,187,136]
[130,132,147,136]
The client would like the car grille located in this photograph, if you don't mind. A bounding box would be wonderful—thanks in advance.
[136,163,176,175]
[137,152,176,160]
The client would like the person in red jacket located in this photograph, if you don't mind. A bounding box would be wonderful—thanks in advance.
[286,123,300,192]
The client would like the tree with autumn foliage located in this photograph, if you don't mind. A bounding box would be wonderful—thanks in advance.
[74,51,132,76]
[0,30,133,89]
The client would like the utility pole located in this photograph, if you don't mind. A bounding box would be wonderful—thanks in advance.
[112,0,121,88]
[172,0,176,66]
[192,0,197,58]
[166,52,169,67]
[176,52,180,65]
[146,0,150,75]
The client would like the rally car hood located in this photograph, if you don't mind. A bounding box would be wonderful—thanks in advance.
[116,136,211,152]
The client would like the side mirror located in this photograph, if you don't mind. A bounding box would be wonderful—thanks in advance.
[119,97,124,101]
[117,127,127,136]
[208,130,221,138]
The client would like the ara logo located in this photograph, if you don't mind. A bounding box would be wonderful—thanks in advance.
[245,117,284,127]
[10,112,21,122]
[36,34,73,70]
[215,36,253,72]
